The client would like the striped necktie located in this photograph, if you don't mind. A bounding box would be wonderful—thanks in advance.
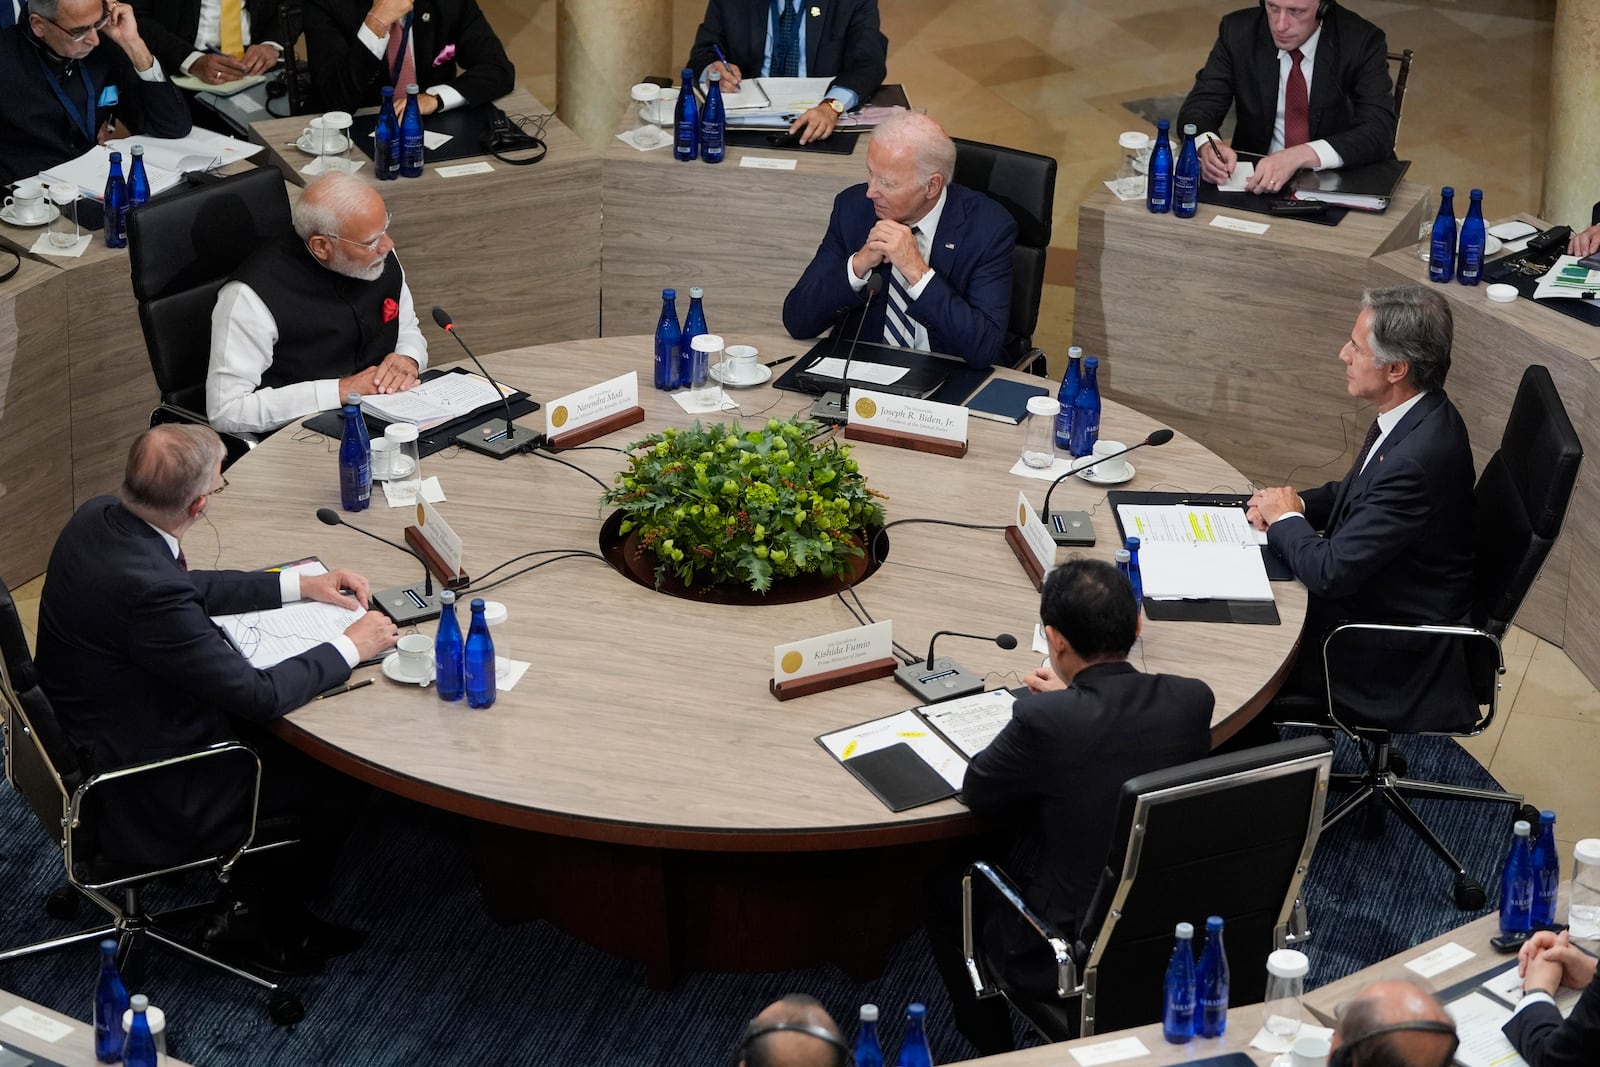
[882,227,923,350]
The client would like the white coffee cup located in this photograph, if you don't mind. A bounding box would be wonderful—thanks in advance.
[300,116,351,155]
[395,633,433,681]
[1289,1034,1331,1067]
[1086,439,1132,481]
[723,344,759,382]
[4,179,48,223]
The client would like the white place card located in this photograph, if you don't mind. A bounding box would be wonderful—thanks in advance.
[774,621,892,683]
[1211,215,1270,235]
[414,497,463,579]
[740,156,797,170]
[1405,940,1476,978]
[436,161,494,178]
[1014,490,1055,574]
[847,388,968,445]
[0,1005,75,1042]
[547,371,639,439]
[1250,1022,1333,1054]
[1069,1034,1149,1065]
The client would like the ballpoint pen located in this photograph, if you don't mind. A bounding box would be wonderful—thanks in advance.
[315,678,374,700]
[765,355,797,369]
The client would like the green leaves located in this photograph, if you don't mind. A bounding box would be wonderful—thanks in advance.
[600,417,885,593]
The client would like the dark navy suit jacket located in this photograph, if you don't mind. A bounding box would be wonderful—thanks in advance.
[129,0,281,74]
[1268,390,1476,728]
[1176,2,1397,169]
[782,182,1016,369]
[1503,968,1600,1067]
[687,0,887,102]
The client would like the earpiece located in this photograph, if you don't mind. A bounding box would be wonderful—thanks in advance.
[1327,1020,1459,1067]
[1260,0,1333,21]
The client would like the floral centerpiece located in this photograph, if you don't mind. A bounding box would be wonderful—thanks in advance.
[601,417,885,593]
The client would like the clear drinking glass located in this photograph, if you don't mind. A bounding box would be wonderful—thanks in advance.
[1263,949,1308,1050]
[47,183,80,249]
[1022,395,1059,468]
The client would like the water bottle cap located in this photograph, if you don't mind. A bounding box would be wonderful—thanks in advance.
[109,151,122,161]
[908,1003,926,1018]
[1068,346,1083,359]
[1206,915,1224,931]
[132,146,144,156]
[1157,119,1170,130]
[709,70,722,81]
[1469,188,1483,199]
[1026,396,1059,417]
[1175,922,1194,938]
[407,83,420,93]
[130,994,149,1011]
[470,597,486,611]
[1125,536,1141,550]
[663,288,676,299]
[440,589,456,604]
[345,392,361,404]
[1084,356,1099,367]
[1441,186,1454,196]
[689,286,704,298]
[1574,838,1600,864]
[1115,549,1131,562]
[100,938,117,952]
[682,68,694,77]
[1183,123,1197,135]
[1514,820,1530,835]
[1267,949,1309,978]
[382,85,394,97]
[121,1004,164,1032]
[1540,809,1556,823]
[859,1004,879,1022]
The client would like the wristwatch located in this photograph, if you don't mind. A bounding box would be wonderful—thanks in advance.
[823,98,845,115]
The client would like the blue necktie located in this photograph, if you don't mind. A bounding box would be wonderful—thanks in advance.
[882,227,923,350]
[773,0,800,78]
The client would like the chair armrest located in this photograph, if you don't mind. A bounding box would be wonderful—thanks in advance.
[1321,622,1504,734]
[963,860,1078,1000]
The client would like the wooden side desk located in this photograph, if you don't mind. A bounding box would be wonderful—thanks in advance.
[1074,182,1431,487]
[0,987,192,1067]
[203,335,1305,985]
[248,88,601,355]
[600,104,866,338]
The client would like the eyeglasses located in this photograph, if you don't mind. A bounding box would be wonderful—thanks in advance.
[324,213,392,254]
[209,475,229,496]
[38,1,113,42]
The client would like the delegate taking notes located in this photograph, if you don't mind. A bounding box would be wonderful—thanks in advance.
[212,561,365,668]
[1116,503,1273,602]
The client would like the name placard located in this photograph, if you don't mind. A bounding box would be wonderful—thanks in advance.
[415,498,463,579]
[1007,491,1056,588]
[547,372,639,438]
[774,620,892,681]
[847,389,967,443]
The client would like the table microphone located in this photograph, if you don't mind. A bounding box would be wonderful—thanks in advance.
[895,629,1019,704]
[431,306,541,459]
[315,507,442,625]
[1041,429,1174,546]
[811,284,879,426]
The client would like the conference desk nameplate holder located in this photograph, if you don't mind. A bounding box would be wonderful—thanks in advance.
[841,389,969,459]
[1005,492,1056,593]
[547,406,645,451]
[403,527,470,590]
[543,372,647,451]
[769,658,899,701]
[770,621,897,701]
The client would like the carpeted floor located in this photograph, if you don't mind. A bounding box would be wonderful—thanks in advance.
[0,731,1513,1065]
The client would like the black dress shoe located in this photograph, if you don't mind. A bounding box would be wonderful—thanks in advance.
[277,904,365,959]
[198,900,325,978]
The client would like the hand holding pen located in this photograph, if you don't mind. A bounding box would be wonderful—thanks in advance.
[710,44,742,93]
[1197,130,1235,186]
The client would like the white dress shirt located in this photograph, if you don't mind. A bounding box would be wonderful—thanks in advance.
[1271,26,1343,171]
[847,187,947,351]
[206,257,428,435]
[356,21,466,111]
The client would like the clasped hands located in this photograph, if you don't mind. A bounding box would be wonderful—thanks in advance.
[851,220,927,286]
[188,43,278,82]
[1246,486,1304,531]
[1518,929,1598,998]
[339,353,421,399]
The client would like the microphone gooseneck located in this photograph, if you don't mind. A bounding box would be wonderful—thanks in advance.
[924,630,1019,669]
[315,507,434,597]
[433,305,518,439]
[837,284,880,406]
[1040,429,1175,522]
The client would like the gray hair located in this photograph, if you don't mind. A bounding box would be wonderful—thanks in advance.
[293,171,378,242]
[120,424,226,522]
[1361,286,1453,392]
[871,111,956,187]
[29,0,63,18]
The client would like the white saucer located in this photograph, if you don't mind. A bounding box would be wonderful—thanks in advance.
[1484,234,1504,256]
[711,363,772,387]
[381,650,433,687]
[297,135,351,156]
[1076,461,1136,486]
[1,204,59,228]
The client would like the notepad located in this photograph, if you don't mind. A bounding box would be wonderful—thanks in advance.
[1138,542,1274,602]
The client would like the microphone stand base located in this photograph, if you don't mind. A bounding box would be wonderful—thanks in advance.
[894,656,986,705]
[1048,509,1097,546]
[810,390,847,426]
[453,421,541,459]
[373,582,442,626]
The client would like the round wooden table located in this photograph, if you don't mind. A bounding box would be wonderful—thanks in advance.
[208,336,1306,984]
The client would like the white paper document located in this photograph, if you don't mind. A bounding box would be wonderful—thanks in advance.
[361,372,512,430]
[39,131,262,198]
[214,599,365,669]
[804,357,910,386]
[919,689,1014,759]
[1117,503,1266,546]
[1069,1035,1149,1065]
[1480,964,1584,1015]
[1446,992,1528,1067]
[1138,542,1273,601]
[1221,160,1254,192]
[721,76,833,120]
[817,710,968,790]
[1405,940,1476,978]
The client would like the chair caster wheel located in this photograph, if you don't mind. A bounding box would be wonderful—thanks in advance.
[267,990,304,1026]
[1389,751,1407,777]
[44,886,79,921]
[1454,875,1487,911]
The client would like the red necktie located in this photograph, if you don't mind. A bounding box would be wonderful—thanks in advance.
[1284,47,1310,148]
[176,549,189,572]
[386,21,417,93]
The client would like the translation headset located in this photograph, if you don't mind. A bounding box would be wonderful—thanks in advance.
[485,106,547,167]
[1327,1020,1459,1067]
[736,1021,852,1067]
[1260,0,1333,19]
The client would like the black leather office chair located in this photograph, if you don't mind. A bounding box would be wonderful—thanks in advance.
[962,736,1331,1042]
[1314,365,1583,910]
[952,138,1057,376]
[273,1,316,116]
[1388,50,1414,129]
[0,581,305,1024]
[127,166,293,468]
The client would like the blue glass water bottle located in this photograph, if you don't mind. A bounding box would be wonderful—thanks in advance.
[674,68,699,161]
[654,288,682,390]
[93,939,129,1063]
[896,1003,933,1067]
[1054,346,1082,452]
[434,589,465,702]
[1532,810,1560,927]
[1428,186,1456,283]
[1457,188,1486,286]
[128,145,151,208]
[1124,536,1143,608]
[103,151,128,248]
[854,1004,883,1067]
[1147,119,1173,214]
[1500,819,1534,935]
[680,286,708,386]
[122,994,158,1067]
[1069,355,1101,457]
[1162,921,1196,1043]
[338,392,372,511]
[400,83,425,178]
[1174,123,1200,218]
[1196,915,1229,1038]
[464,597,496,709]
[701,69,727,164]
[375,86,400,180]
